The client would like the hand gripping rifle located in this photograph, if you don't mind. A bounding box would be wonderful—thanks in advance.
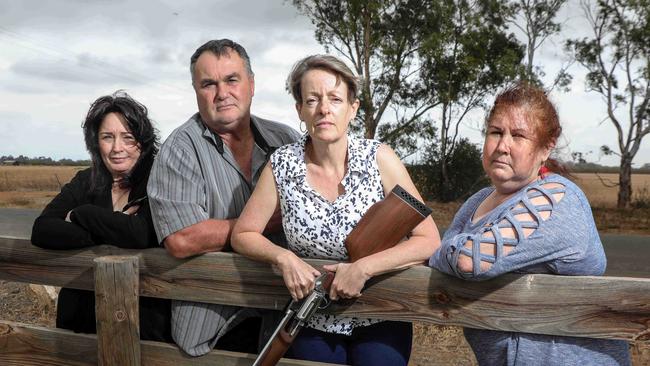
[253,185,432,366]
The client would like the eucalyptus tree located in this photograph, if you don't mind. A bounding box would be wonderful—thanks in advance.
[508,0,571,89]
[413,0,524,200]
[292,0,524,201]
[568,0,650,208]
[291,0,432,142]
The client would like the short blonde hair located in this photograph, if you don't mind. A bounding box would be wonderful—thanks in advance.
[286,54,359,104]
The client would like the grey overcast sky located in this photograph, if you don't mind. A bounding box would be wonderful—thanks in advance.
[0,0,648,167]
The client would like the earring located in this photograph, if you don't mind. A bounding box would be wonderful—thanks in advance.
[538,162,550,176]
[299,120,307,133]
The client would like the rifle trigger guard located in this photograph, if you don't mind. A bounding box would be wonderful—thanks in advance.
[319,296,330,309]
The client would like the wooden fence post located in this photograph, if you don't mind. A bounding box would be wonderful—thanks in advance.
[94,255,141,366]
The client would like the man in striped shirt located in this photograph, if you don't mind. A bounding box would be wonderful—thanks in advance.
[148,39,299,356]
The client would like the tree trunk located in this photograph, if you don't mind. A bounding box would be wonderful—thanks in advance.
[365,112,376,139]
[617,157,633,209]
[440,155,451,201]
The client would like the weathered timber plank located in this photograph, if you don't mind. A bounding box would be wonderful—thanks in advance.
[0,320,98,365]
[1,236,649,342]
[94,256,141,366]
[0,320,336,366]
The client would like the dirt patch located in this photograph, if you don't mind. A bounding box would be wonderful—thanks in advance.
[411,323,477,365]
[0,280,56,327]
[591,206,650,235]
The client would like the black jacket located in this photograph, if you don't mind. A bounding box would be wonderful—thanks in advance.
[31,168,171,342]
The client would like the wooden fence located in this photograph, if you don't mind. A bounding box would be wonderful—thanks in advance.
[0,235,649,365]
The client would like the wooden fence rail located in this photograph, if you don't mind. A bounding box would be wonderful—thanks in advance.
[0,235,649,365]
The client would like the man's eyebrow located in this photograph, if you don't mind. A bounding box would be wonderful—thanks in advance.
[199,78,216,85]
[223,72,240,80]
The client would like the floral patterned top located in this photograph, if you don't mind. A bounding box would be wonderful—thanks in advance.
[270,134,384,335]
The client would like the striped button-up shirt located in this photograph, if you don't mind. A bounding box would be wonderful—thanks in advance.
[148,113,299,356]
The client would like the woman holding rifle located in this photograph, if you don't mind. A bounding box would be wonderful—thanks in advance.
[232,55,440,365]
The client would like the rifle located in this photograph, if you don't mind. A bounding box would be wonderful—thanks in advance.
[253,184,432,366]
[253,272,333,366]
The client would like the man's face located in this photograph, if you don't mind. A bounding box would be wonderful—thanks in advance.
[192,50,254,132]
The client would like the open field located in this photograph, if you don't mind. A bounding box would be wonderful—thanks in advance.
[0,165,83,191]
[0,166,648,365]
[573,172,650,207]
[0,166,85,208]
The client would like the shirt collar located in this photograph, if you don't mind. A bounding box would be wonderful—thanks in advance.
[199,114,279,155]
[289,134,366,179]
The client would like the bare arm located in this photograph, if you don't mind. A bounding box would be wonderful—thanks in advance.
[163,219,235,258]
[324,144,441,300]
[232,163,320,300]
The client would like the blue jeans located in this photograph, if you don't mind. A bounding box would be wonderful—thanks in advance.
[286,321,412,366]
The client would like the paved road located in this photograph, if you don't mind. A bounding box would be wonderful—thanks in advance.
[0,208,647,277]
[0,208,40,238]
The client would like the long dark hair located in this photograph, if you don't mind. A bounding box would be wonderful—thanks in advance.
[82,91,159,192]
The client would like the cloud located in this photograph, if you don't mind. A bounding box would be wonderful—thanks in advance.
[0,111,87,160]
[0,0,648,167]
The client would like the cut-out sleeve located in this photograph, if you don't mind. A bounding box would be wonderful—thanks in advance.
[429,178,606,280]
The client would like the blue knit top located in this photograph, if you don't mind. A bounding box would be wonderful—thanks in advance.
[429,174,630,365]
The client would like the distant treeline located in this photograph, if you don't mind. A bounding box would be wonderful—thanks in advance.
[2,154,650,174]
[566,162,650,174]
[0,155,90,166]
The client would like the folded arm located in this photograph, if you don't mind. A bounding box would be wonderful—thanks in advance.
[32,170,96,249]
[31,170,155,250]
[70,201,155,249]
[441,182,568,280]
[147,142,235,258]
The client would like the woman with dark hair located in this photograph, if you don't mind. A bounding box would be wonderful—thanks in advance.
[31,91,171,342]
[429,82,630,365]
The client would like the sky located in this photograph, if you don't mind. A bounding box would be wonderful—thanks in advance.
[0,0,648,167]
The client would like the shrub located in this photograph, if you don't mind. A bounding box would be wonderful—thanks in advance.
[409,138,489,202]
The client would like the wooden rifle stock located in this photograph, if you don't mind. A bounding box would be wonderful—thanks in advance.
[345,184,432,262]
[254,273,334,366]
[254,304,299,366]
[254,184,431,365]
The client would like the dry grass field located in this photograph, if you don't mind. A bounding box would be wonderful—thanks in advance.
[0,165,84,208]
[573,172,650,207]
[1,166,648,365]
[572,173,650,235]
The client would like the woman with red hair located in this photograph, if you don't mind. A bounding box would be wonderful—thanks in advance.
[429,82,630,365]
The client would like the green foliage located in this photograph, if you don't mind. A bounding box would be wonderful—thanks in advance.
[292,0,524,160]
[508,0,569,88]
[292,0,524,202]
[291,0,429,139]
[410,138,489,202]
[410,0,522,194]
